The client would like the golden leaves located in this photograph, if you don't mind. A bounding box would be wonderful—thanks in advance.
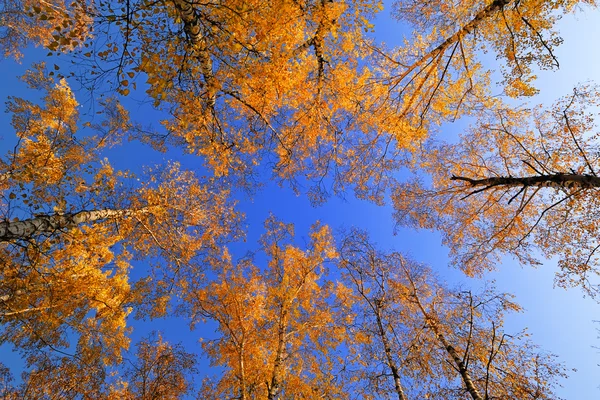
[1,0,597,396]
[392,86,600,294]
[1,0,94,59]
[0,66,240,395]
[338,231,566,399]
[190,217,343,399]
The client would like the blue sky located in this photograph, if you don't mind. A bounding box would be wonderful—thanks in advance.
[1,1,600,398]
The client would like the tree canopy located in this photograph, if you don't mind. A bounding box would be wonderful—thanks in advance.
[0,0,599,397]
[393,85,600,295]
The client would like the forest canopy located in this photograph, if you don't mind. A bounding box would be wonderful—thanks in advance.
[0,0,599,397]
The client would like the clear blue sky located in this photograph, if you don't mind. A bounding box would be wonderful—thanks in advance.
[1,2,599,398]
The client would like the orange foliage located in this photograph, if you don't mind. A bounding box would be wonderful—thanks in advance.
[1,0,598,396]
[0,67,238,393]
[393,86,600,295]
[0,0,93,59]
[5,0,592,202]
[339,229,567,399]
[190,217,345,399]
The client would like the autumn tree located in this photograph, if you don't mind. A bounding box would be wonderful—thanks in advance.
[375,0,597,129]
[0,335,197,398]
[189,216,346,399]
[5,0,596,205]
[120,0,390,202]
[110,333,197,399]
[337,230,411,400]
[0,0,93,60]
[0,65,239,392]
[0,363,17,399]
[393,86,600,295]
[338,229,567,399]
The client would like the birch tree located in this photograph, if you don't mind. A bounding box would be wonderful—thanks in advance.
[0,65,238,390]
[192,217,346,399]
[393,86,600,295]
[339,230,567,399]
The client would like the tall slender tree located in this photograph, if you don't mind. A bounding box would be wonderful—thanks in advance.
[339,229,567,399]
[338,230,411,400]
[393,85,600,295]
[0,65,239,391]
[191,217,346,399]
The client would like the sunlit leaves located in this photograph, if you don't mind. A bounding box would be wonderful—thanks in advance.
[191,217,344,399]
[393,86,600,295]
[0,0,94,59]
[339,230,567,399]
[0,67,239,393]
[1,0,598,396]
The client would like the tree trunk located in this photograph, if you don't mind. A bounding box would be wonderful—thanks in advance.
[411,295,484,400]
[403,263,484,400]
[1,305,58,318]
[426,317,484,400]
[395,0,511,83]
[239,341,247,400]
[452,173,600,191]
[267,309,288,400]
[171,0,216,107]
[374,306,409,400]
[0,208,141,242]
